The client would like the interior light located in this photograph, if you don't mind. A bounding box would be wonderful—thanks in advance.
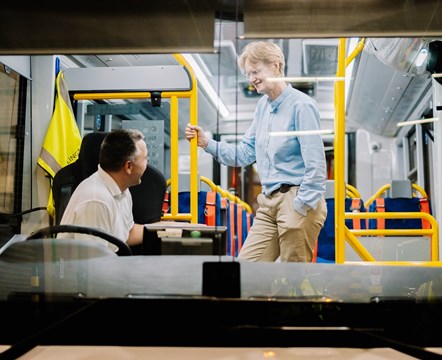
[269,129,334,137]
[268,76,345,82]
[415,48,428,67]
[397,117,439,127]
[182,54,230,118]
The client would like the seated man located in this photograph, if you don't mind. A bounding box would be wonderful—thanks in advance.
[58,129,148,250]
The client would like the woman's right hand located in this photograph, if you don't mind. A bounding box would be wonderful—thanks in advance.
[185,123,209,149]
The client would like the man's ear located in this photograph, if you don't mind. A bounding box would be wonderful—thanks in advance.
[124,160,132,174]
[273,61,281,73]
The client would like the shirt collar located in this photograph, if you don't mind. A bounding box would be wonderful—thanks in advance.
[269,83,292,112]
[97,165,126,198]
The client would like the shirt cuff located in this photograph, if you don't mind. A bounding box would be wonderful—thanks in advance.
[294,199,310,216]
[205,139,217,155]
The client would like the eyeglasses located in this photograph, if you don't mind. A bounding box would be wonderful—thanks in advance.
[244,67,264,80]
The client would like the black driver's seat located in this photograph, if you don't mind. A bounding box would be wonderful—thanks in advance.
[52,132,167,252]
[52,132,107,226]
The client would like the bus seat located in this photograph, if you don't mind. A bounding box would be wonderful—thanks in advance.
[53,132,107,225]
[223,195,254,257]
[315,180,366,263]
[131,165,167,224]
[360,180,434,261]
[171,191,222,226]
[164,174,224,227]
[367,180,432,231]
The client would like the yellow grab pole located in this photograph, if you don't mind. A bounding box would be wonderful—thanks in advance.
[334,38,347,263]
[173,53,199,223]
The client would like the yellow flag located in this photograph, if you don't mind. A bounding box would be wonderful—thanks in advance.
[37,71,82,218]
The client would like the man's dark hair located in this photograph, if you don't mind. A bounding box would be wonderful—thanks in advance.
[100,129,145,172]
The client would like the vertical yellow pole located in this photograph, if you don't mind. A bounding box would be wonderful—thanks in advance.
[173,54,199,223]
[169,95,179,217]
[335,38,346,263]
[188,63,199,224]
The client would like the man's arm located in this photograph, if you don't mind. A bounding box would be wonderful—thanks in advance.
[127,223,144,246]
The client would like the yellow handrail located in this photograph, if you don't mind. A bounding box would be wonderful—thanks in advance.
[200,176,253,213]
[345,184,361,199]
[345,211,439,262]
[200,176,217,191]
[165,175,254,218]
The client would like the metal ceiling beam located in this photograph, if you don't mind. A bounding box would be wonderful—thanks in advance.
[0,0,216,54]
[244,0,442,38]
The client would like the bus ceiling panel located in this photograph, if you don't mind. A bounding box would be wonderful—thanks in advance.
[346,47,432,137]
[63,66,191,93]
[0,0,216,55]
[243,0,442,38]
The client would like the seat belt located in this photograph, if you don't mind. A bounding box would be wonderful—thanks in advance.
[311,239,318,263]
[236,204,244,253]
[419,198,431,229]
[205,191,217,226]
[246,212,252,232]
[375,198,385,231]
[350,198,362,229]
[162,191,169,214]
[229,202,236,256]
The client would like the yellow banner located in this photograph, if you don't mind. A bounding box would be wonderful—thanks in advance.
[37,71,82,217]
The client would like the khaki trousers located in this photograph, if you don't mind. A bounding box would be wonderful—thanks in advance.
[238,186,327,262]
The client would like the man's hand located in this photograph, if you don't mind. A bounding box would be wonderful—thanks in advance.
[185,123,209,149]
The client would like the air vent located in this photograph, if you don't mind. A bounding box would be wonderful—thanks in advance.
[71,55,106,68]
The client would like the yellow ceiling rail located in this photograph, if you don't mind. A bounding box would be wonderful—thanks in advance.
[73,91,193,101]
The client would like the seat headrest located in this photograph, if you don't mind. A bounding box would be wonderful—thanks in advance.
[389,179,413,199]
[325,180,335,199]
[78,132,108,178]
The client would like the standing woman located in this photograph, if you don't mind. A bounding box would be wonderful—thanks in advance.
[185,41,327,262]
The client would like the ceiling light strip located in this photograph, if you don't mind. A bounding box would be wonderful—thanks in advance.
[270,129,334,137]
[267,76,345,82]
[396,117,439,127]
[182,54,229,118]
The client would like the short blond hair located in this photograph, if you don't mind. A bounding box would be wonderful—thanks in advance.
[238,41,285,76]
